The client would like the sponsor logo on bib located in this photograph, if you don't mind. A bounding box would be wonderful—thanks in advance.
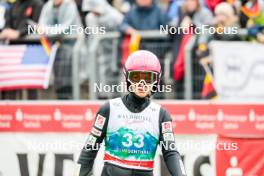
[86,134,97,146]
[163,133,174,141]
[91,127,102,136]
[162,121,172,133]
[94,114,106,129]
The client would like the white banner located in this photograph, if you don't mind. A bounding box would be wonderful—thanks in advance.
[0,133,217,176]
[210,41,264,100]
[174,135,216,176]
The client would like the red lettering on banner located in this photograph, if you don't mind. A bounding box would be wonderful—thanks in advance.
[0,102,100,132]
[0,102,263,136]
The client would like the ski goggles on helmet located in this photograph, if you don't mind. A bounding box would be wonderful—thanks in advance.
[127,71,159,84]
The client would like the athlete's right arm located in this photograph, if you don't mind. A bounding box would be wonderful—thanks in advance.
[78,102,110,176]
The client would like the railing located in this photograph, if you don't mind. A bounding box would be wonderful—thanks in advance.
[0,29,249,100]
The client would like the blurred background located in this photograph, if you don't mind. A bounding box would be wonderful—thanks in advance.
[0,0,264,176]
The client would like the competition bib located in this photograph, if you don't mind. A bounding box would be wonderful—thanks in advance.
[104,98,160,170]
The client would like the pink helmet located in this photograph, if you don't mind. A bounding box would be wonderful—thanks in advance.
[125,50,161,73]
[124,50,162,93]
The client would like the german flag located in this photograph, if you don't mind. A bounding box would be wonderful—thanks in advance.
[121,33,141,66]
[40,36,52,56]
[241,1,261,18]
[201,74,217,99]
[129,33,141,54]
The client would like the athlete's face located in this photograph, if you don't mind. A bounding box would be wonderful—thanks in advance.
[130,81,152,98]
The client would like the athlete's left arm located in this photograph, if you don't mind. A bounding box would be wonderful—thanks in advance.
[159,108,187,176]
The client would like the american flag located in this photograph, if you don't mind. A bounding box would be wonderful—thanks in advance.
[0,44,57,91]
